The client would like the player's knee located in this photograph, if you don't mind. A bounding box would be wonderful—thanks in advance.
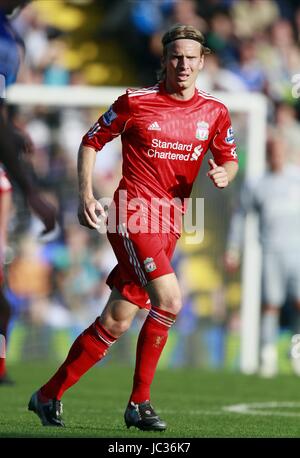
[263,304,280,314]
[159,296,182,315]
[100,315,131,337]
[112,319,131,336]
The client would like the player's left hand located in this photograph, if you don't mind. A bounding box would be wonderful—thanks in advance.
[207,159,229,188]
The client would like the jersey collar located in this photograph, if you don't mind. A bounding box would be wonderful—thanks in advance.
[159,81,198,106]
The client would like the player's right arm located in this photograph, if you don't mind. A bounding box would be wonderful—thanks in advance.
[77,145,105,229]
[77,93,131,230]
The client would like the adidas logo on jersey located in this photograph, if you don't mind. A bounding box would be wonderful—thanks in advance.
[148,121,161,131]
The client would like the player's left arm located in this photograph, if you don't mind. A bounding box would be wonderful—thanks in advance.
[0,105,57,234]
[207,106,239,188]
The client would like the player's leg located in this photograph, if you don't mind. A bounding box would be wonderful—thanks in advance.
[129,272,181,403]
[260,252,285,377]
[0,180,13,384]
[28,288,139,426]
[103,228,179,431]
[124,271,181,431]
[291,299,300,376]
[121,231,180,431]
[0,287,13,384]
[99,287,140,336]
[287,253,300,375]
[260,304,280,378]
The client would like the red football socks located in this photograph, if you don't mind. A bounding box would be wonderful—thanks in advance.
[0,357,5,378]
[129,306,176,404]
[0,337,6,378]
[39,318,117,400]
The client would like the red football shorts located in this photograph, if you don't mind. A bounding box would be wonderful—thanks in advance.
[106,225,177,309]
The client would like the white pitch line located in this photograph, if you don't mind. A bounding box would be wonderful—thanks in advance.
[116,408,225,416]
[223,402,300,417]
[159,409,225,416]
[119,402,300,418]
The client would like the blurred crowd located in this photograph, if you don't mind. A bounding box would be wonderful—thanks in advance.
[3,0,300,369]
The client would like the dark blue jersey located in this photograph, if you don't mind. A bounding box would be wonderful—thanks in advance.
[0,9,20,92]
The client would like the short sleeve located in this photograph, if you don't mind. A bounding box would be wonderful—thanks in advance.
[81,93,131,152]
[209,106,238,165]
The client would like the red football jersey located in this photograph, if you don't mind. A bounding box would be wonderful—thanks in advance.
[82,82,237,235]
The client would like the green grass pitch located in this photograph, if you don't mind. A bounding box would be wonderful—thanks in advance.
[1,362,300,438]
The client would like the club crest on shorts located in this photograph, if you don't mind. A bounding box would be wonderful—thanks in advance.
[196,121,209,141]
[143,257,157,273]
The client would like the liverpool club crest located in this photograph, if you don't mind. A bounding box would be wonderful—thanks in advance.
[196,121,209,141]
[144,257,157,273]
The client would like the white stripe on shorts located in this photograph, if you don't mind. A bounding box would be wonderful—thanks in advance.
[117,224,148,286]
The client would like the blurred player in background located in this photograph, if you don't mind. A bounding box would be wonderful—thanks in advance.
[0,0,57,384]
[29,24,238,430]
[225,135,300,377]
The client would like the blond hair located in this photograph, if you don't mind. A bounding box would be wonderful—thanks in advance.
[158,24,210,81]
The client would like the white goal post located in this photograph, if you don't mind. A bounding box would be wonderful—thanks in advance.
[6,84,268,374]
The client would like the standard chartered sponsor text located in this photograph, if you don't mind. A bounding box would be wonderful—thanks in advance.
[148,138,194,161]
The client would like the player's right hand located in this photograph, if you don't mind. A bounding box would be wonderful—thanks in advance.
[78,196,105,230]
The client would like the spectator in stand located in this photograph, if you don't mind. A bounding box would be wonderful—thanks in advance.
[225,135,300,377]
